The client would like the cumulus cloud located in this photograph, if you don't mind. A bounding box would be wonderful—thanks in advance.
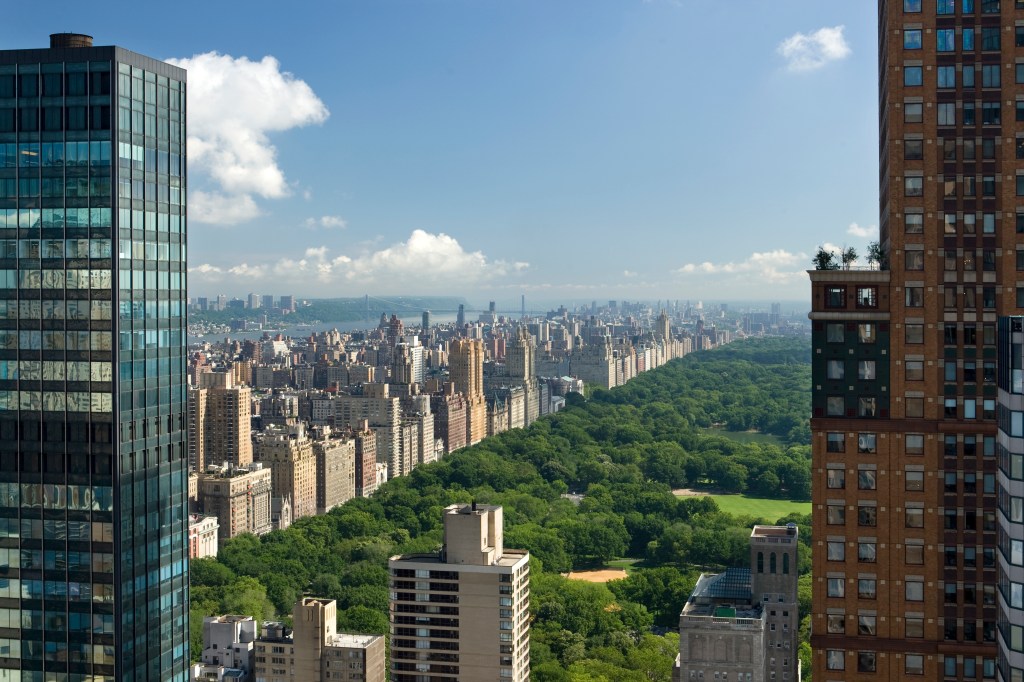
[674,249,809,284]
[189,230,529,292]
[166,52,329,224]
[777,26,851,72]
[847,222,877,239]
[305,215,347,230]
[623,270,637,278]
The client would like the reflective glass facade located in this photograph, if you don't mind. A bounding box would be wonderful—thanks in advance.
[0,39,187,681]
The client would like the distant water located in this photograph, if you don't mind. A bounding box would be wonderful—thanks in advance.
[188,313,457,345]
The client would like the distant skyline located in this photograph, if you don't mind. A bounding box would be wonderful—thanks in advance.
[4,1,878,300]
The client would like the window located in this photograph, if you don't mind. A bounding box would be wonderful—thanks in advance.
[827,469,845,489]
[858,397,877,417]
[858,361,876,381]
[937,102,954,125]
[906,324,923,343]
[905,138,923,159]
[827,541,845,561]
[858,323,876,343]
[904,66,923,86]
[858,579,877,599]
[906,434,924,454]
[982,0,998,10]
[827,396,845,417]
[826,650,845,671]
[858,616,877,637]
[944,213,957,234]
[982,64,1001,87]
[827,614,845,633]
[983,102,1001,125]
[905,213,923,233]
[859,469,877,490]
[858,433,876,453]
[963,64,975,87]
[906,286,923,306]
[827,578,845,598]
[825,286,846,308]
[826,432,845,452]
[982,26,1000,50]
[906,580,924,601]
[826,323,844,342]
[858,541,877,562]
[905,0,922,8]
[945,658,957,677]
[856,287,877,308]
[905,654,924,674]
[964,27,976,50]
[906,361,924,381]
[827,504,846,525]
[827,360,845,380]
[905,250,924,270]
[905,102,923,123]
[904,29,922,49]
[906,397,924,418]
[906,470,924,491]
[937,65,955,87]
[858,506,877,527]
[938,0,955,12]
[906,507,924,527]
[906,544,924,564]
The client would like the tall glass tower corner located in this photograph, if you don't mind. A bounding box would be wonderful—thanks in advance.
[0,33,188,681]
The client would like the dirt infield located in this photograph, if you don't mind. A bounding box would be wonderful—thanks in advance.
[565,569,628,583]
[672,488,709,497]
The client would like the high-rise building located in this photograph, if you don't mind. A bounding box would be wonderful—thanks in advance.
[192,371,252,471]
[674,525,799,682]
[389,504,530,682]
[449,338,487,444]
[808,3,1015,679]
[197,463,273,540]
[0,34,189,679]
[253,422,317,521]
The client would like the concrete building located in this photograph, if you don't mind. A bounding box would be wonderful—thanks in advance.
[431,387,468,454]
[252,598,385,682]
[191,615,257,682]
[198,463,273,539]
[674,525,799,682]
[390,503,530,681]
[808,3,1013,679]
[188,514,220,559]
[353,424,378,497]
[254,423,317,520]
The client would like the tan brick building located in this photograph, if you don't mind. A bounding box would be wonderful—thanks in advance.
[254,423,317,521]
[197,463,272,540]
[253,598,385,682]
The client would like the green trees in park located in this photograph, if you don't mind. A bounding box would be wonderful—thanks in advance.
[191,337,814,679]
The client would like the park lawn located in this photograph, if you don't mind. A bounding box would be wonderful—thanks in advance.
[699,427,784,448]
[606,558,642,575]
[709,494,810,521]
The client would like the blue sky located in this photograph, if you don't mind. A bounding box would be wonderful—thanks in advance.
[3,1,878,304]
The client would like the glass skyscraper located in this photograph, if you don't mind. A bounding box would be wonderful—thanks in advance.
[0,34,188,680]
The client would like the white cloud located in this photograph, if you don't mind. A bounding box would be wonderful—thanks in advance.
[623,270,637,278]
[166,52,329,224]
[777,26,851,72]
[674,249,809,284]
[847,222,877,239]
[188,230,529,292]
[305,215,347,230]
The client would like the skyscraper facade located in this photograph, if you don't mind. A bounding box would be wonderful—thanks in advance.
[0,34,189,679]
[808,3,1019,679]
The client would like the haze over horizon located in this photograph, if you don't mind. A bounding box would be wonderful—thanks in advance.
[2,1,878,300]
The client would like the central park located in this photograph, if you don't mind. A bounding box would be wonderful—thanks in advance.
[189,336,814,681]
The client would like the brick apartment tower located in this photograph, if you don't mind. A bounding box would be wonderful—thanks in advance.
[808,1,1024,679]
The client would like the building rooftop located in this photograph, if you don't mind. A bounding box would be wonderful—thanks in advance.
[326,633,382,649]
[390,548,528,568]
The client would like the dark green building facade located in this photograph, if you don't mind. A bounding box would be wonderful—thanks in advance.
[0,34,188,680]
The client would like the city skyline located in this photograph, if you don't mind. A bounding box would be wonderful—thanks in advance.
[2,1,878,299]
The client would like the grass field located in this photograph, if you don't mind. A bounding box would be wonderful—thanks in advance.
[699,428,784,447]
[606,558,642,575]
[709,494,810,521]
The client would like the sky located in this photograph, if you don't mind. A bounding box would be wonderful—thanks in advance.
[2,1,879,305]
